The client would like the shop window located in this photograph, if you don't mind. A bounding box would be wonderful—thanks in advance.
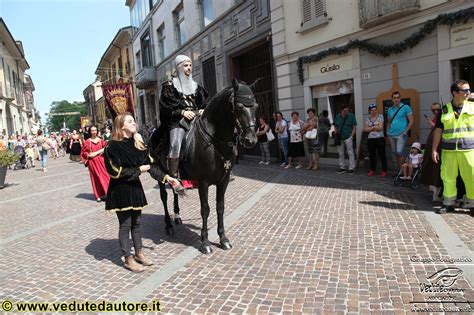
[199,0,214,28]
[299,0,328,33]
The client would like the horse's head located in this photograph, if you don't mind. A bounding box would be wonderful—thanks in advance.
[231,79,258,148]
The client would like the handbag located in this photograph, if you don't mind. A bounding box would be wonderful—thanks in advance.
[266,129,275,142]
[41,141,51,151]
[304,129,317,140]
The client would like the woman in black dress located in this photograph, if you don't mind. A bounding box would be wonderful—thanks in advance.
[69,130,82,162]
[104,113,181,273]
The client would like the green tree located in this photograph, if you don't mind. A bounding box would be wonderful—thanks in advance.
[46,100,87,132]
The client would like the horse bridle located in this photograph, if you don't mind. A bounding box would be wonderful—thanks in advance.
[193,90,256,178]
[229,92,256,143]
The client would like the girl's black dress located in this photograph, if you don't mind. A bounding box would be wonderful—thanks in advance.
[104,138,168,211]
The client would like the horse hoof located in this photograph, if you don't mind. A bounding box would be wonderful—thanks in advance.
[174,217,182,225]
[220,241,232,250]
[165,226,174,236]
[199,244,213,254]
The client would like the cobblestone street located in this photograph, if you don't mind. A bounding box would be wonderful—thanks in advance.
[1,157,473,314]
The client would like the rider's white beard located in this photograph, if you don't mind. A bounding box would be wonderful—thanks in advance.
[173,65,198,96]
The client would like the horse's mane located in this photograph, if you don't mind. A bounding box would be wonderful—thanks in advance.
[204,86,233,115]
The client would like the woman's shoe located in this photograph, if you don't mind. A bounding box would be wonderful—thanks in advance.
[367,170,375,176]
[312,165,319,170]
[134,249,153,266]
[96,198,101,202]
[124,256,145,273]
[380,171,387,177]
[284,164,292,169]
[306,164,313,170]
[295,164,303,169]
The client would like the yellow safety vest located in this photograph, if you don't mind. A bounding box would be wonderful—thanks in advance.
[441,101,474,150]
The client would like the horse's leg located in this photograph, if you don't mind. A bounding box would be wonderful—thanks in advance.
[198,182,212,254]
[159,182,173,235]
[216,177,232,250]
[173,191,182,224]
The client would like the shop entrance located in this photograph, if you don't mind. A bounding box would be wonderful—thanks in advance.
[312,79,354,158]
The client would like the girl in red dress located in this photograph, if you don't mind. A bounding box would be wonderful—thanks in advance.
[80,126,110,202]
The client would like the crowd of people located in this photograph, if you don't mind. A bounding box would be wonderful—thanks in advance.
[253,80,473,216]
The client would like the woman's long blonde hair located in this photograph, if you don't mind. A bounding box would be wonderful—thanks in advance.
[111,112,145,150]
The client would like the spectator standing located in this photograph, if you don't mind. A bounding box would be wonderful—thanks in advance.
[80,126,110,202]
[25,143,35,168]
[102,127,112,142]
[104,113,181,272]
[432,80,474,215]
[286,112,305,169]
[318,110,331,157]
[387,91,414,170]
[420,102,443,201]
[69,130,82,162]
[275,112,289,167]
[256,117,271,165]
[302,108,319,170]
[334,105,357,174]
[35,130,50,172]
[363,104,387,177]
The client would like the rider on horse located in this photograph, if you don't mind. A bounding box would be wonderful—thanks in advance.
[159,54,208,177]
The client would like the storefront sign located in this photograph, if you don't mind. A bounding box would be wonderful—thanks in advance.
[308,55,353,78]
[450,22,474,48]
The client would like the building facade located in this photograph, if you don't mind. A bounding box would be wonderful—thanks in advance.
[271,0,474,160]
[0,18,37,137]
[126,0,277,144]
[94,26,136,127]
[83,79,104,128]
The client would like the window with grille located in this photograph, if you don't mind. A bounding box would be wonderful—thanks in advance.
[299,0,328,33]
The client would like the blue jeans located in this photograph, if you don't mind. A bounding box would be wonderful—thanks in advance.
[278,137,289,164]
[40,149,48,168]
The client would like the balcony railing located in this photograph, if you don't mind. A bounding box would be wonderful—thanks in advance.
[135,66,157,89]
[359,0,420,28]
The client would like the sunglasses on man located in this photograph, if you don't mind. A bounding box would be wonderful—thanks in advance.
[457,88,471,93]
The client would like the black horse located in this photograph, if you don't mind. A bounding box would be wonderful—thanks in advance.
[149,79,258,253]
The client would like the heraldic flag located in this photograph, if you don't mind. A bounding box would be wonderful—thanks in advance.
[102,83,135,120]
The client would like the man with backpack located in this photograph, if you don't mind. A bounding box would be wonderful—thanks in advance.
[387,91,414,169]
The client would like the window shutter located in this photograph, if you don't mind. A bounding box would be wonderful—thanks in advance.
[313,0,324,19]
[302,0,312,24]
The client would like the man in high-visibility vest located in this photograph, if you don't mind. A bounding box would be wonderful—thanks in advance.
[432,79,474,215]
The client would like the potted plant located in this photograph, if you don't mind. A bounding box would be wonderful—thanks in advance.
[0,150,18,189]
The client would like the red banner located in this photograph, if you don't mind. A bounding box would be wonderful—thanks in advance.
[102,83,135,120]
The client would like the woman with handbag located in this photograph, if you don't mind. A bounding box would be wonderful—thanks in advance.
[302,108,319,170]
[256,117,271,165]
[80,126,110,202]
[35,130,50,172]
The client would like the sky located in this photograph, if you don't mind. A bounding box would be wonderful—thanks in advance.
[0,0,130,119]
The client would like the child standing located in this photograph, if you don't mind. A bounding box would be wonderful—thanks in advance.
[25,144,35,168]
[400,142,423,180]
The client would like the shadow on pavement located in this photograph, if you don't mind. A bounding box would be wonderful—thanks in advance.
[85,238,124,267]
[141,213,202,250]
[76,193,96,201]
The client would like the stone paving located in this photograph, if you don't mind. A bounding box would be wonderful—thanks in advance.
[0,156,473,314]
